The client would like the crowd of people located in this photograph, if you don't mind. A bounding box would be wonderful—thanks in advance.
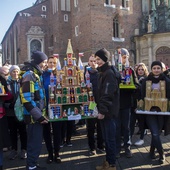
[0,48,170,170]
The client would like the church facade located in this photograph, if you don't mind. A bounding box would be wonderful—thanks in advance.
[135,0,170,68]
[1,0,170,68]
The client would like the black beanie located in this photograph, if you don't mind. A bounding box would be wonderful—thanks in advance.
[151,61,162,69]
[31,51,48,65]
[95,48,110,62]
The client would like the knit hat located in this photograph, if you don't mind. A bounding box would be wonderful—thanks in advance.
[151,61,162,69]
[120,48,129,56]
[31,51,48,65]
[95,48,110,62]
[9,65,20,74]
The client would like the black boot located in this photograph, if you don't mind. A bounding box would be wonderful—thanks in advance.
[46,152,53,164]
[54,152,61,163]
[149,146,156,159]
[158,150,165,164]
[0,166,3,170]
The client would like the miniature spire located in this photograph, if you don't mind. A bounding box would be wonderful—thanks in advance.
[78,53,84,70]
[118,51,122,72]
[56,57,61,71]
[66,39,73,66]
[112,54,115,66]
[66,39,73,54]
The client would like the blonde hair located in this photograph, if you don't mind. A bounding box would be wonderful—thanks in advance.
[136,63,149,77]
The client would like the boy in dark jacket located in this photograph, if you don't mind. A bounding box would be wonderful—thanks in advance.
[95,48,119,170]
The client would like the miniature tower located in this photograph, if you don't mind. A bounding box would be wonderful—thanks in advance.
[78,53,84,83]
[66,39,74,66]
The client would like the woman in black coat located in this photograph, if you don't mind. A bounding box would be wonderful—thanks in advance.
[0,74,11,170]
[141,61,170,164]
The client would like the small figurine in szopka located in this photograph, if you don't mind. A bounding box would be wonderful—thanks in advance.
[62,110,67,117]
[74,107,79,114]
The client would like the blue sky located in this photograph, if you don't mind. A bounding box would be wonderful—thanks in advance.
[0,0,35,44]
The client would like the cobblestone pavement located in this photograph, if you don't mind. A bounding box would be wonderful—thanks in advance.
[3,125,170,170]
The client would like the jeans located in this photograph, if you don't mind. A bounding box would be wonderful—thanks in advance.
[100,118,116,165]
[43,121,62,155]
[86,118,103,150]
[116,108,131,154]
[27,123,43,167]
[146,115,164,154]
[0,149,2,166]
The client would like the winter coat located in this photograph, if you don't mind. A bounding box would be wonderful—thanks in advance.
[0,75,11,149]
[97,62,119,119]
[4,77,20,117]
[20,62,46,124]
[141,73,170,136]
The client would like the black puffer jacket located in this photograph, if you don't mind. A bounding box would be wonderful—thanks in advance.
[97,62,119,118]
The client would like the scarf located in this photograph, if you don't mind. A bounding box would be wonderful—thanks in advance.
[147,73,165,83]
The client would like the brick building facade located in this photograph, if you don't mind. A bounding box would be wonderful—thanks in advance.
[3,0,169,68]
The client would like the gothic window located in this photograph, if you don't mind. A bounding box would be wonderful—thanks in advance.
[74,0,78,7]
[75,26,79,36]
[30,40,41,53]
[105,0,111,5]
[122,0,129,8]
[61,0,70,11]
[64,14,68,22]
[50,35,54,47]
[113,17,119,38]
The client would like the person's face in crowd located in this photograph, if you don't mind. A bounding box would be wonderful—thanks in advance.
[88,56,98,69]
[152,65,162,76]
[11,69,19,80]
[39,60,48,70]
[137,66,145,76]
[121,55,128,65]
[48,58,57,70]
[95,56,105,67]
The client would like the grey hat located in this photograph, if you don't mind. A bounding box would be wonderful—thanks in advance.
[9,65,20,73]
[121,48,129,56]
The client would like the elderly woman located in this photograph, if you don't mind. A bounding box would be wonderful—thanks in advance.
[5,65,27,160]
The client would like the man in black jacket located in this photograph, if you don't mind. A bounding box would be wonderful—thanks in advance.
[95,48,119,170]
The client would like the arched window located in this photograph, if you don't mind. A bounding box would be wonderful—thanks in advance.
[30,39,41,53]
[113,17,119,38]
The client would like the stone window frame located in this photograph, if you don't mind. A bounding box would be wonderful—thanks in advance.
[26,26,45,59]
